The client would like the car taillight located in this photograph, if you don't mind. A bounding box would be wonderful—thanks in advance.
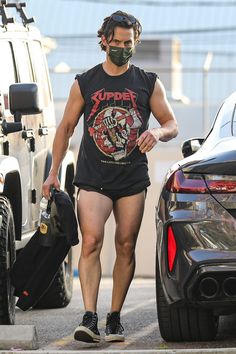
[167,225,177,273]
[166,170,208,193]
[166,170,236,194]
[205,175,236,193]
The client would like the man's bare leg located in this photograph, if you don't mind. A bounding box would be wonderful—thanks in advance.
[104,191,146,342]
[111,191,146,312]
[77,190,113,312]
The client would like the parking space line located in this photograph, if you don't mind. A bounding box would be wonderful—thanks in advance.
[122,298,156,317]
[41,335,74,350]
[42,298,156,350]
[110,321,159,350]
[126,321,159,346]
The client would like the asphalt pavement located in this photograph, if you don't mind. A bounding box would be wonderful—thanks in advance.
[2,278,236,353]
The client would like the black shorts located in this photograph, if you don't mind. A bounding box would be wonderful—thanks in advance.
[78,183,148,202]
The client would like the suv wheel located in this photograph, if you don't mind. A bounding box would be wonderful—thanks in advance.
[33,248,73,309]
[0,197,16,324]
[156,256,218,341]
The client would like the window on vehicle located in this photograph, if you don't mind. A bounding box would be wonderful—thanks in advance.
[218,100,235,138]
[13,41,33,83]
[232,104,236,136]
[29,40,52,107]
[0,41,17,111]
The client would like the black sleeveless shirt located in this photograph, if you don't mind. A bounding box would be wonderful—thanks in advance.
[73,63,157,191]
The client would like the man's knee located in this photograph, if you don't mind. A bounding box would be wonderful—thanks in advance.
[116,238,136,259]
[81,235,103,258]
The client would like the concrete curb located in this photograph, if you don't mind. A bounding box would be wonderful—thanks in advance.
[0,325,38,350]
[1,349,236,354]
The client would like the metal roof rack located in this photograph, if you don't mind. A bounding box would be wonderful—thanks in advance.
[0,1,35,27]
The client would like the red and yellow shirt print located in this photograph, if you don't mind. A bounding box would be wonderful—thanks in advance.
[87,89,143,161]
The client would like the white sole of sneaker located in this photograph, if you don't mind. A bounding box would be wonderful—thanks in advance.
[105,334,125,342]
[74,325,100,343]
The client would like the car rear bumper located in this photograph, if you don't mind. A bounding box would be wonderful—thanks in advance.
[186,263,236,312]
[156,218,236,314]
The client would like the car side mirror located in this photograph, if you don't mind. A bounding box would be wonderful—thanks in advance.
[181,138,205,158]
[9,83,42,122]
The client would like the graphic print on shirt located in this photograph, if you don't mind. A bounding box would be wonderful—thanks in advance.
[87,88,142,161]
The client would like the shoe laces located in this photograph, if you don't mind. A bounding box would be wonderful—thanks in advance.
[107,312,124,332]
[80,311,97,327]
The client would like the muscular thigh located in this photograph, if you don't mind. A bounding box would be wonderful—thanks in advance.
[113,191,146,242]
[77,190,113,237]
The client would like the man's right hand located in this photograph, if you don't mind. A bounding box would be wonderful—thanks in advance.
[42,173,60,200]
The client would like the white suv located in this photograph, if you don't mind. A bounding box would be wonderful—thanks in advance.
[0,0,75,324]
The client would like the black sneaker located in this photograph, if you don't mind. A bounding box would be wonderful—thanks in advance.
[105,311,125,342]
[74,311,100,343]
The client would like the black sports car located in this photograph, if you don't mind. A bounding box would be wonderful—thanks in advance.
[156,92,236,342]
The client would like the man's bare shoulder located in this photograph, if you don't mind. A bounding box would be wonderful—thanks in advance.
[150,78,167,101]
[70,80,84,101]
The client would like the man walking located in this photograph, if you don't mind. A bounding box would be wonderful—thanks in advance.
[42,10,178,343]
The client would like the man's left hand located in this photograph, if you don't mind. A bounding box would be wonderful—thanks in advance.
[136,129,160,153]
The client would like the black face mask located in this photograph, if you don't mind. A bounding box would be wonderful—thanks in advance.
[108,46,134,67]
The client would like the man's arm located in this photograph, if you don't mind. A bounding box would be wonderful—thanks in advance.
[42,80,85,198]
[136,79,178,153]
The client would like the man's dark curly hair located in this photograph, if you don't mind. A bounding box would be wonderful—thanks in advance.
[97,10,142,51]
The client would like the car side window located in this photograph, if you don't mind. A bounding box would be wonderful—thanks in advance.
[29,40,52,107]
[0,41,17,112]
[231,104,236,137]
[218,102,234,138]
[13,41,33,83]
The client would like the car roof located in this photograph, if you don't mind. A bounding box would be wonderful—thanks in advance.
[223,91,236,105]
[0,23,41,40]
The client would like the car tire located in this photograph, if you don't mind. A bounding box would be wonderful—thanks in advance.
[0,197,16,324]
[33,248,73,309]
[156,257,218,341]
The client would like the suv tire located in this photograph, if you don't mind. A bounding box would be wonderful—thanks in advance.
[0,197,16,324]
[33,248,73,309]
[156,257,218,341]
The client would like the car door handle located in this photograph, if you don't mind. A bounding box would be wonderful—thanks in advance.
[38,126,48,136]
[22,129,34,140]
